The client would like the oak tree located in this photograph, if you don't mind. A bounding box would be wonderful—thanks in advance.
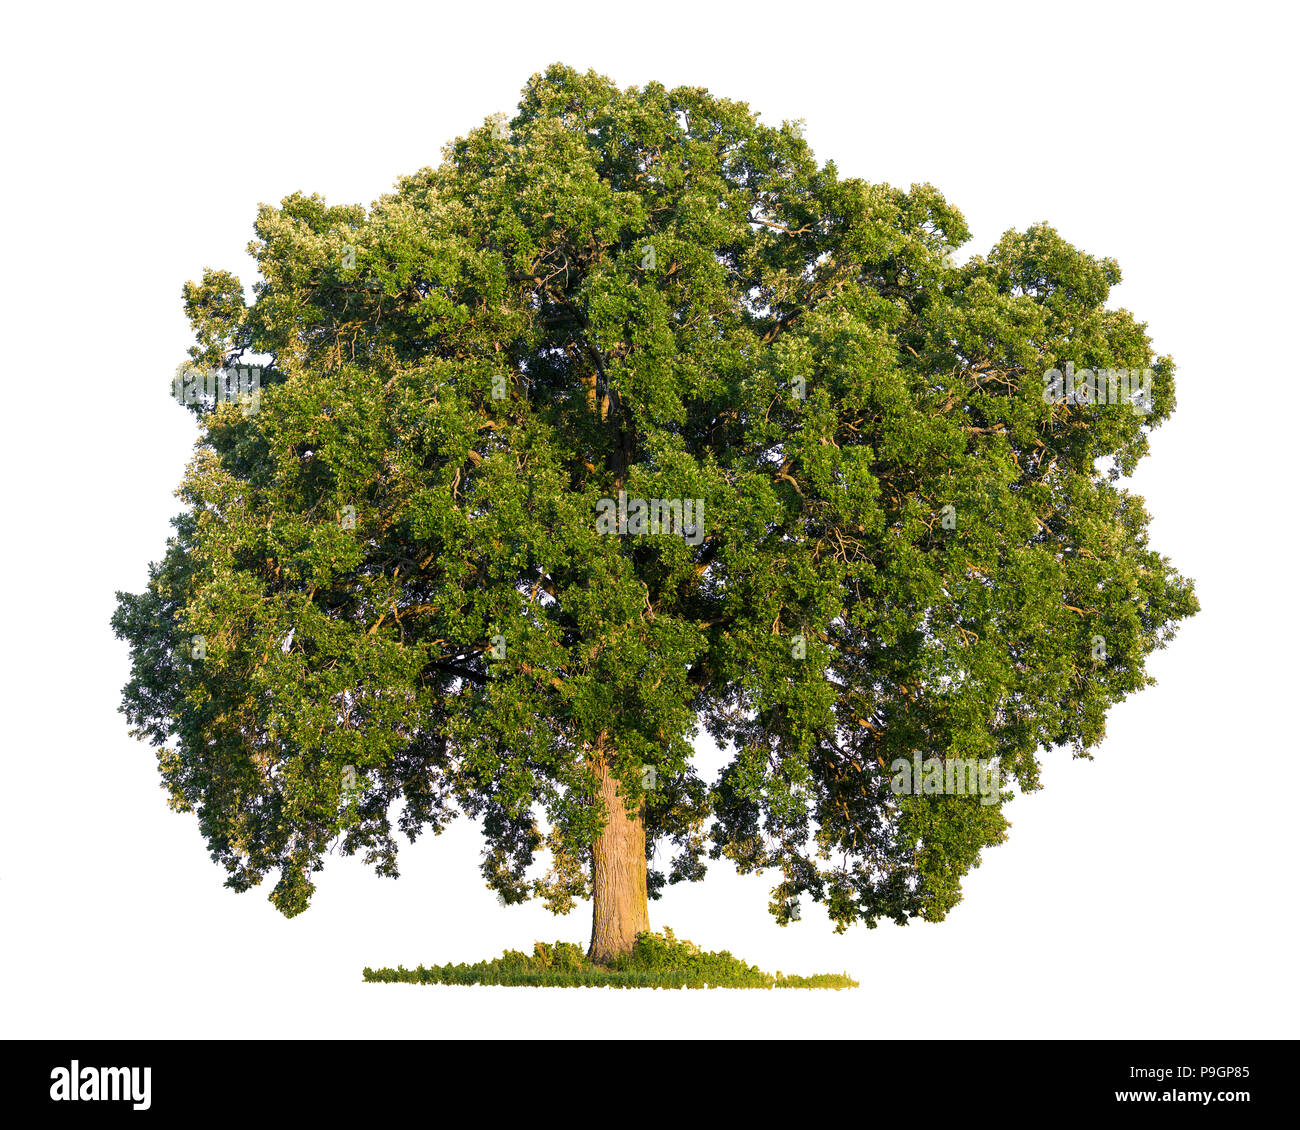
[113,64,1197,962]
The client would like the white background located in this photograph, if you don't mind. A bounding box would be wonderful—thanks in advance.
[2,0,1295,1039]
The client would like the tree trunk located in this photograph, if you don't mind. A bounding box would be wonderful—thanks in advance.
[588,753,650,965]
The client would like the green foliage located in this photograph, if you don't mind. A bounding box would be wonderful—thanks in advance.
[114,63,1197,930]
[362,929,857,988]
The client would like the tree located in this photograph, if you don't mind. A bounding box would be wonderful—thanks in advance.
[113,64,1197,963]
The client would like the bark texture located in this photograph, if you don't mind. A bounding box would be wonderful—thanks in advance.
[588,754,650,964]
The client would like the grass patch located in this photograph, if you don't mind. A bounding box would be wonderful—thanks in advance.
[363,928,857,989]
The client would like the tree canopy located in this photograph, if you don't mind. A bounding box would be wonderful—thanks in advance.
[113,63,1197,937]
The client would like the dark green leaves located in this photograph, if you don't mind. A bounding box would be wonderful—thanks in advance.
[115,63,1196,928]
